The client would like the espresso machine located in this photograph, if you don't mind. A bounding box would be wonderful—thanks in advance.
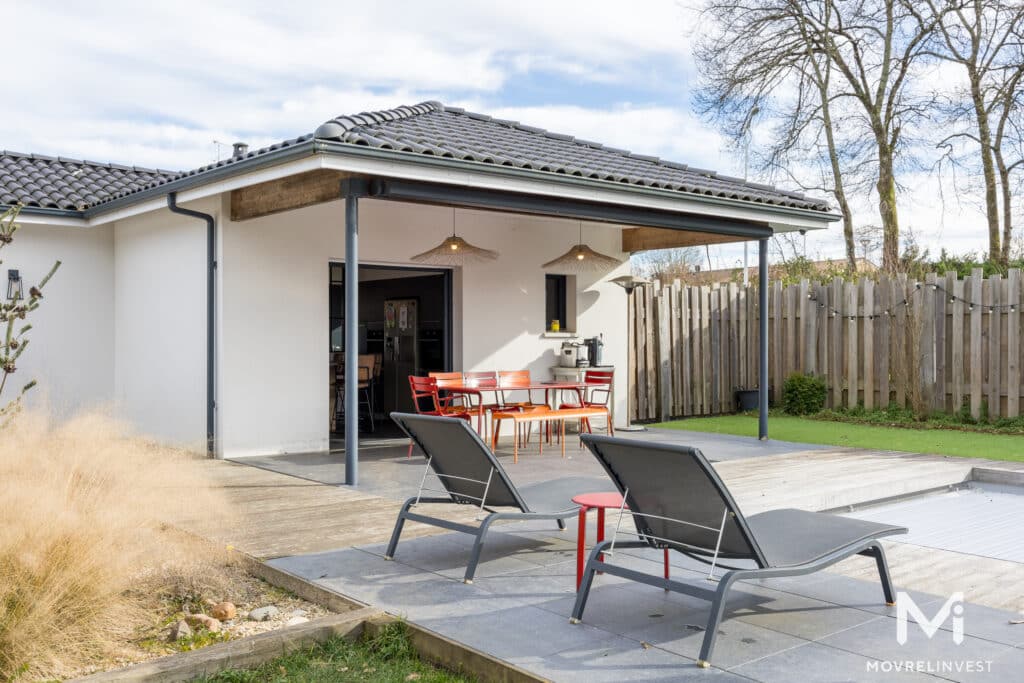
[560,339,589,367]
[583,335,604,367]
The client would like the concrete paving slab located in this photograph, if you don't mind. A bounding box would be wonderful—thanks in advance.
[506,634,754,682]
[730,641,940,682]
[952,645,1024,683]
[752,572,944,618]
[423,603,616,660]
[818,618,1016,679]
[731,582,887,641]
[626,615,810,670]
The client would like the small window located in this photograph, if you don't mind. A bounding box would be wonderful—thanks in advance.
[545,274,567,332]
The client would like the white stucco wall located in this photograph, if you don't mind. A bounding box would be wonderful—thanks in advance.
[112,200,211,448]
[219,197,629,458]
[3,221,114,415]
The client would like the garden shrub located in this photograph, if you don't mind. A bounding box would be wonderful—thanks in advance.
[782,373,827,415]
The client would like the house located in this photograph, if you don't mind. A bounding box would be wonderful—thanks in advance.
[2,101,836,482]
[678,257,878,286]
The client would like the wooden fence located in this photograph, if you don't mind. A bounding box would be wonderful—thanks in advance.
[629,269,1024,422]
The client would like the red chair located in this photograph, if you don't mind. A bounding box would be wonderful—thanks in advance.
[559,369,615,437]
[464,371,503,441]
[407,376,472,457]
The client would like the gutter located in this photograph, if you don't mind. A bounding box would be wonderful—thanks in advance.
[166,192,217,457]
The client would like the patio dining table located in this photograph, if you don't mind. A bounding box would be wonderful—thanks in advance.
[441,380,588,440]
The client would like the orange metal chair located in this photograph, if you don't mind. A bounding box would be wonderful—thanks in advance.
[407,376,472,457]
[559,369,615,437]
[498,370,549,445]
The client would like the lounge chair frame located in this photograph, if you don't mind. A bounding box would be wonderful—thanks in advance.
[386,412,578,583]
[569,434,904,669]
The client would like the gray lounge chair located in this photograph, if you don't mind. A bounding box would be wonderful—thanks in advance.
[387,412,587,584]
[571,434,908,669]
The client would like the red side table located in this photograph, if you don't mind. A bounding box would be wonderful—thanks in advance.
[572,492,669,589]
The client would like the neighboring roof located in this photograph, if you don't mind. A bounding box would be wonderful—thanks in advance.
[1,101,831,216]
[0,151,177,211]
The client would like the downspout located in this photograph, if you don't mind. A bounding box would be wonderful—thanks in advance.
[167,192,217,457]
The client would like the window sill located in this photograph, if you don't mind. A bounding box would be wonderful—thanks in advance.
[541,331,577,338]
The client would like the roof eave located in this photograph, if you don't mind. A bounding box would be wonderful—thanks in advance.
[6,137,839,229]
[316,141,840,228]
[80,138,320,219]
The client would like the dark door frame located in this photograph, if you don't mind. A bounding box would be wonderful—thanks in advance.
[329,262,454,445]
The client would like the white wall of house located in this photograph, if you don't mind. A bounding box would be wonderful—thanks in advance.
[112,200,211,448]
[218,197,629,458]
[4,222,115,416]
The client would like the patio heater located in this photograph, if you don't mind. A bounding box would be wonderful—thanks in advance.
[610,274,650,432]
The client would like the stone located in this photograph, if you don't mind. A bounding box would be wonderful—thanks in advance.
[210,601,236,621]
[248,606,279,622]
[185,614,222,632]
[167,620,192,642]
[289,609,307,618]
[285,616,309,626]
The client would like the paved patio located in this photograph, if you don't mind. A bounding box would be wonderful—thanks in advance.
[269,518,1024,681]
[169,427,1024,680]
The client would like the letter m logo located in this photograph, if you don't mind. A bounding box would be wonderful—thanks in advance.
[896,591,964,645]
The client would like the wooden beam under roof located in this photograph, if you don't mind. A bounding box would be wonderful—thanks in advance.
[621,226,751,253]
[230,169,350,221]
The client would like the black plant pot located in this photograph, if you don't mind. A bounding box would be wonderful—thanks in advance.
[735,389,759,412]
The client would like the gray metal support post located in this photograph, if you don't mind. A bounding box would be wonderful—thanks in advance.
[343,179,369,485]
[758,238,769,440]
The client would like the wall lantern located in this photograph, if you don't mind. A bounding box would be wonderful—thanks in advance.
[7,269,23,301]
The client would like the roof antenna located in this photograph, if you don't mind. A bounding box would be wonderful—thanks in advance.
[212,140,230,163]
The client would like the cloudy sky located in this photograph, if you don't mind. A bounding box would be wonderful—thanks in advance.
[3,1,992,267]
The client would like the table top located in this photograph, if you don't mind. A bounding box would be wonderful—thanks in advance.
[572,491,628,509]
[444,381,587,392]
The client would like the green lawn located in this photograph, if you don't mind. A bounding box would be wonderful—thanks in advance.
[200,623,473,683]
[656,414,1024,462]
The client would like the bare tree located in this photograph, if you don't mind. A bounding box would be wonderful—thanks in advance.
[925,0,1024,264]
[1,205,60,427]
[696,1,949,272]
[631,247,703,281]
[695,1,864,272]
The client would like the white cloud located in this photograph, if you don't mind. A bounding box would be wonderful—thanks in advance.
[0,0,995,257]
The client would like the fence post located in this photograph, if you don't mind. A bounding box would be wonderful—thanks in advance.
[970,268,984,420]
[1008,269,1020,418]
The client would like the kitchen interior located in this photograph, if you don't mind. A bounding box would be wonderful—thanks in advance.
[329,263,450,436]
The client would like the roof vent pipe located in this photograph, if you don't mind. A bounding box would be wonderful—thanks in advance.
[232,142,249,158]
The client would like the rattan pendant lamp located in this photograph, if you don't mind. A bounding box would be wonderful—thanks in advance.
[542,222,622,272]
[410,208,498,265]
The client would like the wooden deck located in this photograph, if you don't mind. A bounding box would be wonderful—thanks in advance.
[168,448,1024,612]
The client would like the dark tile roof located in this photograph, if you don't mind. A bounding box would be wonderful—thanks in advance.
[314,101,831,212]
[91,134,314,208]
[0,151,178,211]
[1,101,830,214]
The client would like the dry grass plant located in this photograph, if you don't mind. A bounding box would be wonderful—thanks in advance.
[0,410,232,681]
